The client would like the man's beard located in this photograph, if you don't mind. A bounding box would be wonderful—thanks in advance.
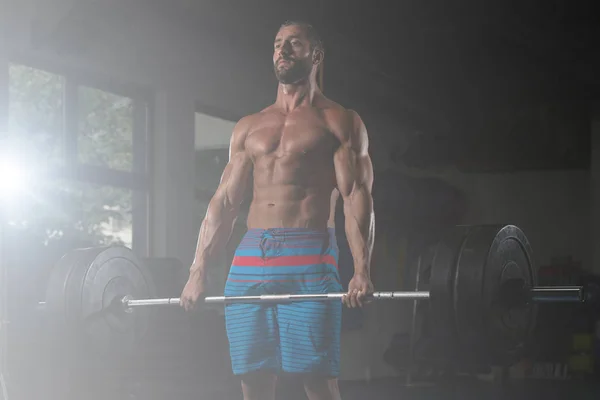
[274,59,312,84]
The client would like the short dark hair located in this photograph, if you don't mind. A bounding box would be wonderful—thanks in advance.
[280,20,324,53]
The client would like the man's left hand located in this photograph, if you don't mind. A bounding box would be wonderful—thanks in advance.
[343,272,374,308]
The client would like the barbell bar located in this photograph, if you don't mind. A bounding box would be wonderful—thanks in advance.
[117,285,585,309]
[37,285,587,311]
[124,291,431,307]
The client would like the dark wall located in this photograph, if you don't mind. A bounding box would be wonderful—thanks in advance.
[181,1,598,173]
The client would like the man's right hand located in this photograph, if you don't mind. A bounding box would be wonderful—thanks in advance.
[179,270,206,311]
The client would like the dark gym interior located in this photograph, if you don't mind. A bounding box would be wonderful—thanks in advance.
[1,0,600,399]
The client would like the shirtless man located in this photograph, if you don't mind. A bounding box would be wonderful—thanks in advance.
[180,21,375,400]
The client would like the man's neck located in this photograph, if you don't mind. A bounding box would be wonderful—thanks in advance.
[275,77,321,112]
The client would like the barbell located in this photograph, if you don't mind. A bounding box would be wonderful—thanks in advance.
[36,224,599,367]
[119,285,585,306]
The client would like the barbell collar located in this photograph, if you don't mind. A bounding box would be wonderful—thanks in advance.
[530,286,584,303]
[497,277,585,308]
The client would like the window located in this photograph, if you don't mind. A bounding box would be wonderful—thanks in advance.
[8,65,64,167]
[2,61,150,255]
[78,86,134,171]
[7,179,135,248]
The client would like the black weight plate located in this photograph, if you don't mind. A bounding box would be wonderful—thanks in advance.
[41,248,93,394]
[43,248,91,349]
[406,243,434,359]
[428,226,470,357]
[44,246,155,361]
[453,225,536,366]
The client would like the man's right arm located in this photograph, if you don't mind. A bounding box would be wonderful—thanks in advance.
[189,117,253,281]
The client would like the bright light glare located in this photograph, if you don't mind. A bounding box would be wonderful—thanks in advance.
[0,157,33,202]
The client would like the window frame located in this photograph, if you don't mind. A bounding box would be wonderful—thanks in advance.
[1,53,152,255]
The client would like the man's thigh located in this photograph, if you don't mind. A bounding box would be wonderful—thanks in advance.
[225,303,280,375]
[277,301,342,376]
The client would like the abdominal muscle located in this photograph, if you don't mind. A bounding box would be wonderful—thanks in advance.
[245,183,338,230]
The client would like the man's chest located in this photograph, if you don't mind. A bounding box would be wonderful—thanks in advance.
[245,110,340,159]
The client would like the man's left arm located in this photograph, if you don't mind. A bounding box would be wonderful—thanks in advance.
[334,110,375,308]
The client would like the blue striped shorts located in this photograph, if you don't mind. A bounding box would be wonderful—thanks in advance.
[224,228,343,377]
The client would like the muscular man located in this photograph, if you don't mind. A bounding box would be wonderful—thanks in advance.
[180,21,375,400]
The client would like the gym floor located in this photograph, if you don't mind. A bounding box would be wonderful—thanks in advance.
[130,376,600,400]
[336,379,599,400]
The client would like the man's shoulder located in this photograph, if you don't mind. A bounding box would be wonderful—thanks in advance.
[231,110,269,137]
[235,112,261,128]
[319,98,364,141]
[236,106,281,128]
[319,97,349,116]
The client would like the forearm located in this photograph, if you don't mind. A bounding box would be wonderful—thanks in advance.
[343,185,375,276]
[191,197,238,275]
